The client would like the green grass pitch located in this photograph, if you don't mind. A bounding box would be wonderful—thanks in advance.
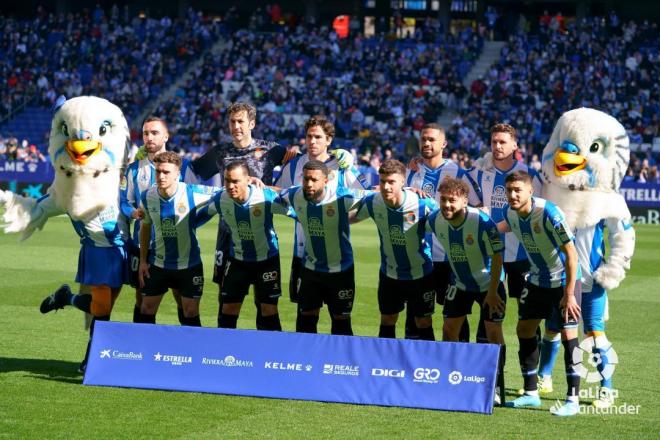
[1,217,658,439]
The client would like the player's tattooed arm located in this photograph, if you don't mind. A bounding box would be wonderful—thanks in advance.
[496,220,510,234]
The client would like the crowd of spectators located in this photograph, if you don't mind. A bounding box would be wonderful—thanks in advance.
[0,5,657,184]
[0,5,226,122]
[0,135,46,162]
[447,13,659,174]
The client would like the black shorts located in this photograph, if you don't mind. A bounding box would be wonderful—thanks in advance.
[432,261,452,305]
[127,242,141,288]
[298,265,355,316]
[377,272,436,317]
[443,283,507,322]
[289,256,303,303]
[504,260,530,299]
[142,264,204,299]
[518,282,582,330]
[221,256,282,305]
[212,221,232,285]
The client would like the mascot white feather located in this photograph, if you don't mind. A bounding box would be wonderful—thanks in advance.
[540,108,635,290]
[1,96,130,237]
[538,108,635,408]
[0,96,130,372]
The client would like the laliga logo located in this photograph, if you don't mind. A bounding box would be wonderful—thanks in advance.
[572,335,618,383]
[448,370,463,385]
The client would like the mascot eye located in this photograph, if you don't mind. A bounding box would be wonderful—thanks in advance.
[61,122,69,137]
[589,141,604,153]
[99,125,107,136]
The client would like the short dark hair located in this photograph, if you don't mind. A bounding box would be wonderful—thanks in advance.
[378,159,407,177]
[304,115,335,139]
[420,123,445,134]
[227,102,257,121]
[225,160,250,175]
[490,123,517,142]
[439,177,469,198]
[302,159,329,176]
[143,116,169,133]
[153,151,181,169]
[505,170,532,185]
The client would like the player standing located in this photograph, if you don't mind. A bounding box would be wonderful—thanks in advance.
[137,152,219,326]
[351,160,438,340]
[120,116,198,324]
[499,171,582,416]
[280,160,363,335]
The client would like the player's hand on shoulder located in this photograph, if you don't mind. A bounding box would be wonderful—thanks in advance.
[406,186,432,199]
[249,177,265,188]
[408,156,422,172]
[132,208,144,220]
[283,145,301,164]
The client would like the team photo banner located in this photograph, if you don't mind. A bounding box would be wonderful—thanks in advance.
[84,322,500,414]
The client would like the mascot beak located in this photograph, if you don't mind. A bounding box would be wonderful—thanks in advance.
[554,141,587,176]
[65,139,102,165]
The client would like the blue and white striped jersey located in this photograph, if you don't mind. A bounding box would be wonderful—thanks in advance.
[427,207,504,292]
[406,160,478,262]
[281,186,361,273]
[469,162,543,263]
[275,153,370,259]
[354,189,437,280]
[120,156,197,245]
[34,193,129,248]
[574,218,633,292]
[213,185,291,262]
[503,197,576,288]
[140,182,219,269]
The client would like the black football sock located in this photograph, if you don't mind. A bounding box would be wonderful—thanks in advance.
[182,315,201,327]
[518,336,540,393]
[132,305,142,323]
[404,306,419,339]
[260,313,282,331]
[140,313,156,324]
[331,318,353,336]
[563,338,580,400]
[219,313,238,329]
[418,325,435,341]
[71,294,92,313]
[177,307,185,325]
[296,314,319,333]
[379,324,396,339]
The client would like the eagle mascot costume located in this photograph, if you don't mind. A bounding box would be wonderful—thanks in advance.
[0,96,131,372]
[537,108,635,409]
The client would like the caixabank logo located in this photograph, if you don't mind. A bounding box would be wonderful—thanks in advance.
[99,349,143,361]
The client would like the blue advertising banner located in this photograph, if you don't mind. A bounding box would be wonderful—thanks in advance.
[84,322,500,414]
[0,160,54,183]
[619,181,660,207]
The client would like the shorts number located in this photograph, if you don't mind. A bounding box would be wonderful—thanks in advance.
[215,250,224,267]
[520,288,529,305]
[445,285,458,302]
[224,260,231,276]
[130,255,139,272]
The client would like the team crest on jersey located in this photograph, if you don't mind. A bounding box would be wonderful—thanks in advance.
[328,171,336,181]
[404,211,416,224]
[139,171,149,183]
[120,176,127,190]
[254,148,264,159]
[466,234,474,245]
[177,202,187,214]
[422,183,435,194]
[252,207,262,217]
[326,205,336,217]
[533,222,542,234]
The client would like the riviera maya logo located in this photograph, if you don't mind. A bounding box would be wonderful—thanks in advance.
[572,335,618,383]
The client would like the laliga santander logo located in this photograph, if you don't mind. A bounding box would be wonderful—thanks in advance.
[572,335,618,383]
[448,371,463,385]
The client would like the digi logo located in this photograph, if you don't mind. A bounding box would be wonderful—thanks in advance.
[371,368,405,378]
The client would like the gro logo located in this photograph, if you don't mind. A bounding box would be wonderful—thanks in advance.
[262,271,278,282]
[413,368,440,383]
[337,289,354,300]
